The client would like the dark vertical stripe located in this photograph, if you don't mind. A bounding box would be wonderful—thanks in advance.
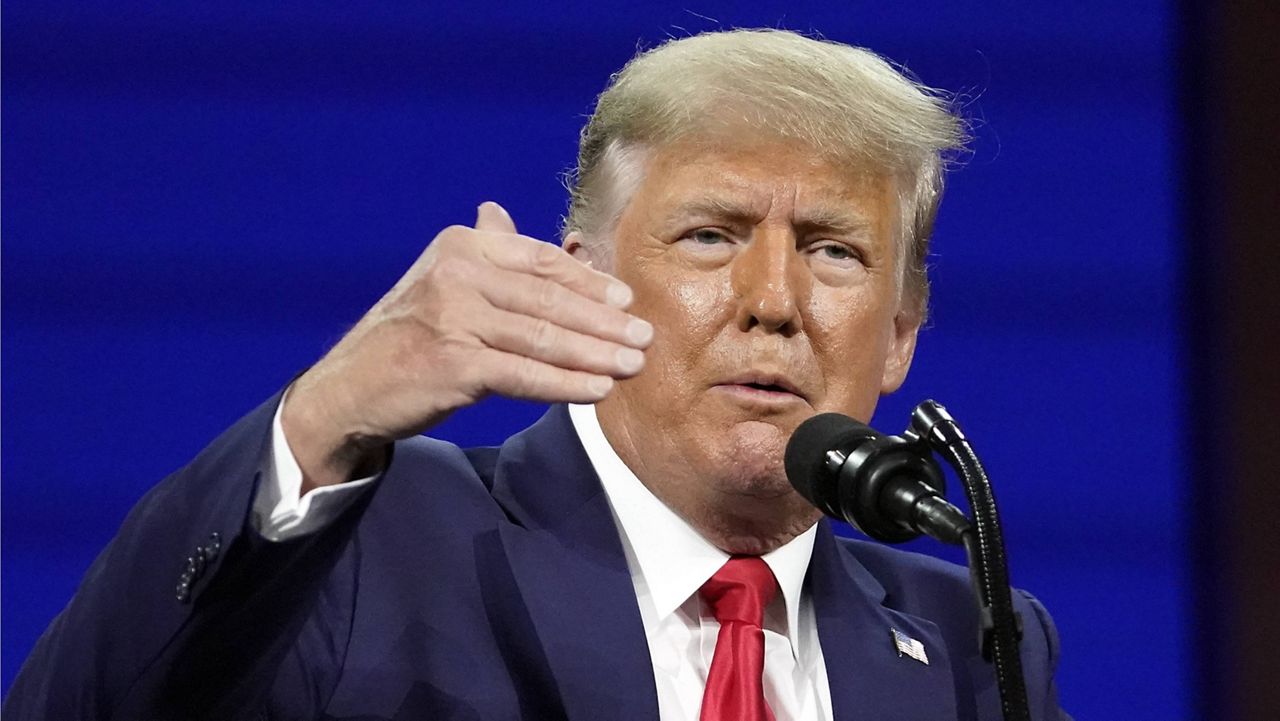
[1183,1,1280,718]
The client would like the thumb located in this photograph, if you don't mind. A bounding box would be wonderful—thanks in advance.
[475,201,518,235]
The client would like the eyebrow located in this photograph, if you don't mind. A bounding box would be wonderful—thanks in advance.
[663,198,763,228]
[792,207,875,237]
[664,198,874,236]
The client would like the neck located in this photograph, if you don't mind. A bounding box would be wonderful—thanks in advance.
[688,500,822,555]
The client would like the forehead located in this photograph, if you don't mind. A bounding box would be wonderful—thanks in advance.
[632,137,893,225]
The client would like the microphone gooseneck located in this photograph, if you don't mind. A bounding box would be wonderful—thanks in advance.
[785,403,1032,721]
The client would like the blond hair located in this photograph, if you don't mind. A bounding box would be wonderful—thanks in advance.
[563,29,967,319]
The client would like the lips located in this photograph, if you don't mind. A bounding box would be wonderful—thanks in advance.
[718,372,807,401]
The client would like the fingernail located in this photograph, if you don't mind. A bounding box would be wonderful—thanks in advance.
[588,376,614,397]
[606,282,633,308]
[616,348,645,374]
[626,318,654,345]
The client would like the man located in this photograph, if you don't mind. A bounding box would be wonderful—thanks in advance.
[6,29,1068,720]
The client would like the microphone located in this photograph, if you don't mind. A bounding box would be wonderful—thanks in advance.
[784,412,971,545]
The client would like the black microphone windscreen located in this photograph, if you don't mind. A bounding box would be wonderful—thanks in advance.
[784,412,869,503]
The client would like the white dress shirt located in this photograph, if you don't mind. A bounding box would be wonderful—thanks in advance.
[254,401,833,720]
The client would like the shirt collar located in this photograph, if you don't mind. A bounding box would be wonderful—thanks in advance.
[567,402,817,657]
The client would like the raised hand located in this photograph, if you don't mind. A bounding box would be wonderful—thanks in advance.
[281,202,652,491]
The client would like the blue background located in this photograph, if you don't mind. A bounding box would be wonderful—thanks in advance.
[2,2,1185,717]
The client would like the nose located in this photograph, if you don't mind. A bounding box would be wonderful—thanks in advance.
[731,227,805,336]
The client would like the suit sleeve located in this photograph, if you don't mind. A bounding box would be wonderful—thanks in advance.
[1018,589,1073,721]
[3,389,376,721]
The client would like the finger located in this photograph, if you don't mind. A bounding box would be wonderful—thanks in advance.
[476,267,653,349]
[474,201,517,235]
[477,348,616,404]
[479,234,634,310]
[475,306,646,378]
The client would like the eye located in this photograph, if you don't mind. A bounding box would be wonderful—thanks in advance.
[808,240,863,265]
[675,228,737,259]
[819,244,854,260]
[689,228,729,245]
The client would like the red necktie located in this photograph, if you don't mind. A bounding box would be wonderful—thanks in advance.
[699,556,779,721]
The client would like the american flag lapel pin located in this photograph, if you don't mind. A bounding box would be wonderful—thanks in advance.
[890,627,929,665]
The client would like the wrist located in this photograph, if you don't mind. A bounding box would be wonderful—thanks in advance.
[282,381,388,492]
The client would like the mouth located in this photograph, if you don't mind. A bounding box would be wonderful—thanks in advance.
[715,373,808,404]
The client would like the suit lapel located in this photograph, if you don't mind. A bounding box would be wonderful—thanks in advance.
[810,522,959,721]
[482,405,659,721]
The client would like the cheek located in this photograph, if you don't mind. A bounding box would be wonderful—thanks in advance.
[806,291,895,412]
[674,277,732,331]
[809,292,889,355]
[640,274,734,361]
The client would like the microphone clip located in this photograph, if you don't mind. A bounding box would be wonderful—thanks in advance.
[825,425,954,544]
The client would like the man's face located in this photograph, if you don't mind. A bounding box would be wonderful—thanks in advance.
[590,136,921,549]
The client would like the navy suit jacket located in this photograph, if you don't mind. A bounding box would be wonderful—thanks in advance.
[6,392,1068,720]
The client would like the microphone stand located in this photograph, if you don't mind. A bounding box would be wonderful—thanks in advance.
[908,401,1031,721]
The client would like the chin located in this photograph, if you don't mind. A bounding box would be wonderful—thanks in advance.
[686,419,825,554]
[705,420,793,497]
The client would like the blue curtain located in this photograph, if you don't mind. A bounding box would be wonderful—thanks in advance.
[2,3,1186,718]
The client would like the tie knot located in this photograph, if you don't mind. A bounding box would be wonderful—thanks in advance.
[699,556,778,626]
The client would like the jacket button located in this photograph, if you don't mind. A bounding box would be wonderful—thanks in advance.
[176,582,191,603]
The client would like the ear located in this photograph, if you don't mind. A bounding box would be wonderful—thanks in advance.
[880,308,922,394]
[563,231,595,267]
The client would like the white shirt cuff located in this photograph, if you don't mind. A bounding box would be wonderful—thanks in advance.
[252,391,379,542]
